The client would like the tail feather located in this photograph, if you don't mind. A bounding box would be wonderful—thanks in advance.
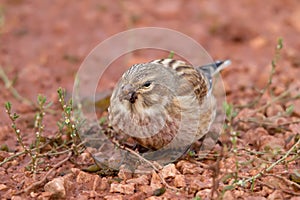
[196,60,231,89]
[197,60,231,76]
[213,60,231,75]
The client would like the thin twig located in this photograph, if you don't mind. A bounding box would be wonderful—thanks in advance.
[110,138,179,191]
[0,151,26,166]
[238,137,300,186]
[123,146,162,172]
[249,38,283,108]
[188,157,211,168]
[123,146,179,191]
[239,175,300,196]
[277,119,300,126]
[16,151,72,194]
[0,67,33,106]
[237,118,287,127]
[42,142,85,157]
[0,137,52,167]
[268,174,300,190]
[254,89,290,113]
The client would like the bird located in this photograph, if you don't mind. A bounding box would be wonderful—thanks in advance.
[108,58,230,153]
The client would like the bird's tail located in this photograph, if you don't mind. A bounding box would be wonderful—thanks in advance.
[196,60,231,89]
[197,60,231,77]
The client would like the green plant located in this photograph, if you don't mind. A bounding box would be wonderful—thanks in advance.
[5,102,37,171]
[168,51,175,59]
[4,95,52,174]
[219,38,300,197]
[57,87,80,154]
[0,5,4,35]
[249,37,284,108]
[32,94,51,173]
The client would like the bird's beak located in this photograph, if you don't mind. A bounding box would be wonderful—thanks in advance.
[120,84,138,104]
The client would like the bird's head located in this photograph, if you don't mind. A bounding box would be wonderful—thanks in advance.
[112,63,178,113]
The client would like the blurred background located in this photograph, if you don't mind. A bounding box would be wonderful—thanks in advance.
[0,2,300,198]
[0,0,299,120]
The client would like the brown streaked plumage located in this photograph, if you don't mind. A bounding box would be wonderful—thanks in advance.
[108,58,230,151]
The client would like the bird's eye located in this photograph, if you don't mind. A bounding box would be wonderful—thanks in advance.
[142,81,152,88]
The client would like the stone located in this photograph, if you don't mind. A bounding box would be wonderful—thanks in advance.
[267,190,284,200]
[138,185,153,195]
[0,184,8,191]
[126,175,149,185]
[127,191,145,200]
[118,165,133,181]
[259,135,285,151]
[76,171,97,190]
[11,196,23,200]
[189,178,211,194]
[44,177,66,199]
[161,163,179,179]
[76,171,95,184]
[174,175,186,188]
[245,196,266,200]
[150,172,163,189]
[104,194,124,200]
[176,160,203,175]
[291,197,300,200]
[30,191,39,198]
[70,168,80,176]
[195,189,211,199]
[223,190,235,200]
[145,196,162,200]
[109,183,135,195]
[37,191,52,200]
[99,177,109,191]
[92,175,101,191]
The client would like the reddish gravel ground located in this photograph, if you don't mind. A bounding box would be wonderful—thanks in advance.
[0,1,299,199]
